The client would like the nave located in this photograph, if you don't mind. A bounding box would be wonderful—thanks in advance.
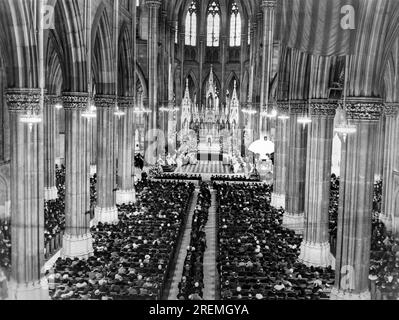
[2,166,397,300]
[1,0,399,302]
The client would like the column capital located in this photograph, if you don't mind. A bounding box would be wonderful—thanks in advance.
[62,92,89,110]
[261,0,277,10]
[289,101,307,115]
[276,101,290,115]
[383,103,399,116]
[5,88,41,113]
[118,96,134,109]
[94,95,117,109]
[45,95,62,106]
[344,98,383,121]
[145,0,162,9]
[310,101,337,117]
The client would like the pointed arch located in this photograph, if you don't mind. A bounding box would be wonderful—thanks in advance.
[185,70,198,100]
[136,62,148,99]
[54,0,88,92]
[226,71,240,95]
[118,22,133,97]
[92,4,114,95]
[46,32,63,95]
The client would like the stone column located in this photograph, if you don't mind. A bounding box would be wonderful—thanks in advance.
[94,95,118,224]
[89,117,97,176]
[220,36,227,103]
[259,0,277,139]
[167,22,176,155]
[283,103,308,233]
[6,89,49,300]
[145,0,162,165]
[116,97,135,204]
[61,93,93,259]
[330,99,382,300]
[380,103,399,232]
[374,115,385,181]
[299,102,336,267]
[44,95,58,200]
[271,102,289,209]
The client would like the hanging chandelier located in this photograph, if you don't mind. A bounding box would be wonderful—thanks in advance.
[20,109,42,131]
[334,104,356,139]
[82,0,96,120]
[278,114,289,120]
[133,104,152,114]
[159,104,170,113]
[133,105,145,114]
[82,97,97,119]
[266,108,277,118]
[21,0,44,129]
[297,101,312,126]
[297,115,312,125]
[114,101,126,118]
[334,55,356,140]
[242,102,257,115]
[55,100,63,110]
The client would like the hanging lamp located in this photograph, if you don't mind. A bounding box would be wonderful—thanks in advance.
[21,0,44,129]
[82,0,96,120]
[113,0,125,119]
[334,55,356,140]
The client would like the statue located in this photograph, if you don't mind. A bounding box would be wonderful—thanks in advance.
[166,153,173,166]
[157,156,165,166]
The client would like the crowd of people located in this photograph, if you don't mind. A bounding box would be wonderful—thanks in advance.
[153,173,202,182]
[0,219,10,276]
[370,222,399,299]
[216,183,335,300]
[327,176,399,299]
[368,180,399,299]
[48,181,195,300]
[211,175,261,182]
[328,175,340,254]
[178,183,211,300]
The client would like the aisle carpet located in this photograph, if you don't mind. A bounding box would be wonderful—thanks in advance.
[177,161,231,174]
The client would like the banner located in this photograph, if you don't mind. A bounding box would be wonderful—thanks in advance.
[275,0,359,56]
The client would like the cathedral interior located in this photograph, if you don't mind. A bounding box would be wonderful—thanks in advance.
[0,0,398,301]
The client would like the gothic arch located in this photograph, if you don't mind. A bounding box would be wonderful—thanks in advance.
[225,71,239,93]
[46,33,63,96]
[118,23,133,97]
[92,4,114,95]
[135,63,148,99]
[0,166,10,220]
[54,0,88,92]
[185,70,198,100]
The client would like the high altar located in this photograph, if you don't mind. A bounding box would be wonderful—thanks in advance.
[179,66,240,161]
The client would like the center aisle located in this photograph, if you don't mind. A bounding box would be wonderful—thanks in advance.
[203,190,218,300]
[167,189,199,300]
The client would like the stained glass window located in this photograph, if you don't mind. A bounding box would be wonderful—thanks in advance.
[207,1,220,47]
[185,1,197,46]
[229,2,241,47]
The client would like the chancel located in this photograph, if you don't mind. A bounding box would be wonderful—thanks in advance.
[0,0,398,301]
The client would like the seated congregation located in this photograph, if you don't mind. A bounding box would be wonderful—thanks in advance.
[1,168,398,300]
[49,181,195,300]
[216,183,335,300]
[215,176,398,300]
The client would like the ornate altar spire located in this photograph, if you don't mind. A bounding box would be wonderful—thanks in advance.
[183,78,191,102]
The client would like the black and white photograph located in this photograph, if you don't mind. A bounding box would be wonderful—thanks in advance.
[0,0,398,310]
